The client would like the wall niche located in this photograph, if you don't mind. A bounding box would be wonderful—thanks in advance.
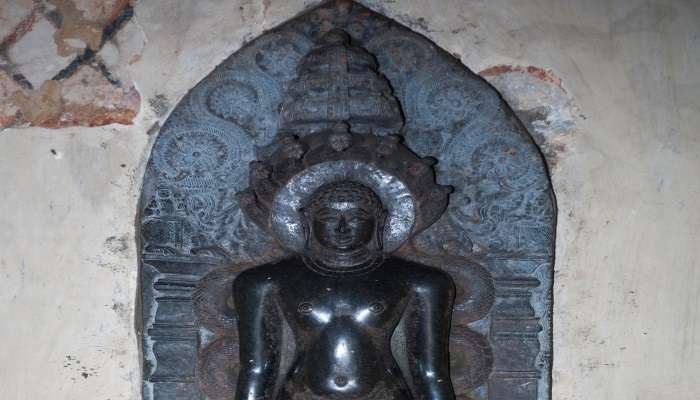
[138,1,555,399]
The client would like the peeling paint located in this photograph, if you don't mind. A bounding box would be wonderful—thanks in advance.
[0,2,40,49]
[8,69,140,129]
[479,64,578,169]
[10,79,63,125]
[480,65,564,91]
[49,0,104,56]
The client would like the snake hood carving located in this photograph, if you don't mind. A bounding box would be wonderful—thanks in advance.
[238,29,452,254]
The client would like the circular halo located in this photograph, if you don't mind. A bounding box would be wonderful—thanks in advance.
[271,160,416,252]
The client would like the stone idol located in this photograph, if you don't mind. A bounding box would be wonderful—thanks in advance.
[138,1,555,400]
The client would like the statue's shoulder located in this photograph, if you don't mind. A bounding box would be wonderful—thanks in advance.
[384,257,455,292]
[233,257,304,291]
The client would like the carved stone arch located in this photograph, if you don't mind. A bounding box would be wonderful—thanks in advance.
[138,1,556,400]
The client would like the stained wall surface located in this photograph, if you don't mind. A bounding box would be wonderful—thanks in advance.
[0,1,698,399]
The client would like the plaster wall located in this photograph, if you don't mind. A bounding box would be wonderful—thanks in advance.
[1,1,699,399]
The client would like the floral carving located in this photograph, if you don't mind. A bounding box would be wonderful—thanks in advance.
[161,132,229,177]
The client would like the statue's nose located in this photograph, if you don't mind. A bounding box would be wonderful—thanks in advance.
[335,217,349,233]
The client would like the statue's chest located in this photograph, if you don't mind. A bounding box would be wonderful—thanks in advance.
[278,274,408,329]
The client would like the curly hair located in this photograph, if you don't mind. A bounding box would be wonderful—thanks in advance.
[304,181,383,213]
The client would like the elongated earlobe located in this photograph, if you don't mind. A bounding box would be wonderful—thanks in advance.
[299,208,310,250]
[376,208,388,251]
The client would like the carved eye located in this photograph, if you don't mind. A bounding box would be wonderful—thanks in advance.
[298,302,314,314]
[348,216,369,224]
[369,302,384,314]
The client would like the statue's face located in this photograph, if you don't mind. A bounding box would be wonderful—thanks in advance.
[311,201,376,252]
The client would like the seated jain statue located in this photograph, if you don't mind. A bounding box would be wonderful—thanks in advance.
[233,30,456,400]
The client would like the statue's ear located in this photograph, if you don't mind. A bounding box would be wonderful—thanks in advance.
[376,208,388,250]
[299,207,310,249]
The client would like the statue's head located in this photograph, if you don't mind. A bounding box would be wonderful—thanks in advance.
[302,181,387,257]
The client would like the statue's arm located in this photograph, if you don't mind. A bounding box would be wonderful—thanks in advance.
[233,271,283,400]
[407,271,456,400]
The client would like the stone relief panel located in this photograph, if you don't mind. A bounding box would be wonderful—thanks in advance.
[138,1,555,399]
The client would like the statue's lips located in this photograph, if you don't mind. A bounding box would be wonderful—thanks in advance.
[330,235,354,246]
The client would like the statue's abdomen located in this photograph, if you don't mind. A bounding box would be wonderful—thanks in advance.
[302,317,388,397]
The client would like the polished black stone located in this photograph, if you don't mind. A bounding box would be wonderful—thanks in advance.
[234,256,455,400]
[232,180,455,399]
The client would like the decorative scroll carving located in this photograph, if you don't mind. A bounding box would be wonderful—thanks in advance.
[450,326,494,393]
[198,336,240,400]
[192,267,241,334]
[139,1,555,400]
[441,258,495,325]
